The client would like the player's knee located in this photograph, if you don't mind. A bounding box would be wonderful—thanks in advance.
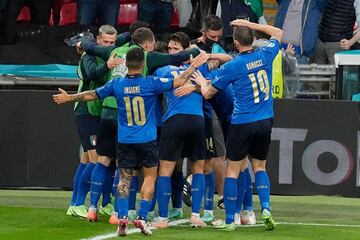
[251,159,266,173]
[98,156,111,167]
[87,150,98,163]
[192,160,205,174]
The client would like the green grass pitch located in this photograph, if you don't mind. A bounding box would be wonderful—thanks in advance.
[1,190,360,239]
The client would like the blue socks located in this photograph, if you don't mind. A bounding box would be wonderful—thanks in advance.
[235,171,247,214]
[191,173,205,214]
[255,171,271,212]
[138,199,152,220]
[149,179,157,212]
[224,177,237,224]
[89,163,108,209]
[70,162,87,206]
[171,171,184,209]
[113,169,120,215]
[129,176,138,210]
[157,176,171,218]
[116,196,129,218]
[204,171,215,211]
[243,167,254,210]
[75,162,96,206]
[102,167,114,207]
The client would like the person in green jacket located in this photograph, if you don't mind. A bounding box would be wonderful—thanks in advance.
[67,25,123,218]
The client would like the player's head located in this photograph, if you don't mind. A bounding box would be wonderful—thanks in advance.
[154,41,169,53]
[202,15,223,46]
[168,32,190,54]
[129,21,150,36]
[233,26,254,50]
[133,27,156,52]
[97,25,117,46]
[126,47,145,71]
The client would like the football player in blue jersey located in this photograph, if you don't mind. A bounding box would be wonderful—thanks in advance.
[152,31,214,229]
[53,48,208,236]
[192,19,283,231]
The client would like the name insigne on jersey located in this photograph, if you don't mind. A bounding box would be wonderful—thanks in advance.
[124,86,141,94]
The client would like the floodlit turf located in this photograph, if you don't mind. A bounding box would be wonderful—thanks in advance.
[1,190,360,239]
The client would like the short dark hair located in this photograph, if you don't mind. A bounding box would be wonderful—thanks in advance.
[170,32,190,49]
[203,15,223,31]
[126,48,144,70]
[129,21,150,35]
[254,30,270,40]
[234,26,253,46]
[132,27,154,45]
[154,41,168,53]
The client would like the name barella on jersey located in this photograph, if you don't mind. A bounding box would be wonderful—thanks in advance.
[96,74,173,144]
[211,39,280,124]
[154,64,208,122]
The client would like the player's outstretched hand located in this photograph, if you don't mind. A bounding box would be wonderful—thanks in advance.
[231,19,253,28]
[191,70,207,86]
[174,83,196,97]
[190,52,209,68]
[53,88,70,104]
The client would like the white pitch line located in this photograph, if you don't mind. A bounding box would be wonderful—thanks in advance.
[82,220,360,240]
[82,219,190,240]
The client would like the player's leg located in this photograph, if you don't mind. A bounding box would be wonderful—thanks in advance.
[134,166,158,236]
[234,160,248,225]
[187,115,207,227]
[116,168,133,237]
[67,150,89,216]
[109,169,120,225]
[249,118,275,231]
[241,161,256,225]
[87,118,116,221]
[128,170,139,221]
[153,115,185,228]
[168,159,184,220]
[202,159,215,222]
[133,140,159,236]
[215,123,251,231]
[73,115,99,218]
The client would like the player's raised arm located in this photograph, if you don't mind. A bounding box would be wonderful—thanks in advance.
[191,70,218,99]
[172,52,209,88]
[231,19,283,42]
[53,88,98,104]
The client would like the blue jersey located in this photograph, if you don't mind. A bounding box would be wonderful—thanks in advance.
[154,64,207,122]
[211,39,280,124]
[96,74,173,143]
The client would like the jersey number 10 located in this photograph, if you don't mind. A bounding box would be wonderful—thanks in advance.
[124,96,146,126]
[248,70,270,103]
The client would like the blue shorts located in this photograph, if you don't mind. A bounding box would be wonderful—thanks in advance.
[74,114,100,151]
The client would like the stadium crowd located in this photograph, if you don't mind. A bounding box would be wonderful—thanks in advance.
[1,0,358,237]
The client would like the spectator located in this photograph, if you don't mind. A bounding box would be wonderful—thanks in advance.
[77,0,119,27]
[138,0,175,34]
[186,0,218,33]
[220,0,259,36]
[312,0,357,64]
[340,0,360,50]
[275,0,328,64]
[2,0,51,45]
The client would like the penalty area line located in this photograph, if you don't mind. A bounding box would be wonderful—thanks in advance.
[82,219,190,240]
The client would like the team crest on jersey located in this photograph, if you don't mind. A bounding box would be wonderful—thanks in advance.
[89,135,97,146]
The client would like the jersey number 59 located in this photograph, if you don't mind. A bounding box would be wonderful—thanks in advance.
[248,70,270,103]
[124,96,146,126]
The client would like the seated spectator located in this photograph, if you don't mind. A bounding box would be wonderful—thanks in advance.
[275,0,328,64]
[2,0,51,45]
[312,0,357,64]
[77,0,119,27]
[138,0,175,34]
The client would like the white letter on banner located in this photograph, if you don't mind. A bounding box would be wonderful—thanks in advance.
[302,140,353,186]
[271,128,308,184]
